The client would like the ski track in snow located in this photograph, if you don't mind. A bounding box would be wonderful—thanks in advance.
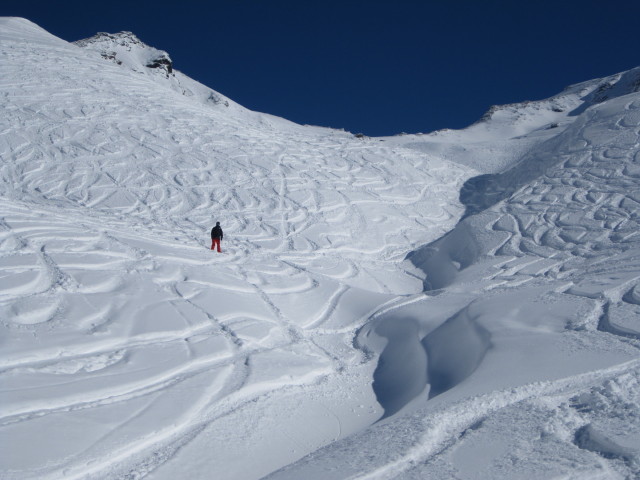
[2,18,640,480]
[266,94,640,480]
[0,19,470,480]
[351,359,640,480]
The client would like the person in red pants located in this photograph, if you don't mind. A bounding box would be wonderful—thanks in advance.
[210,222,223,252]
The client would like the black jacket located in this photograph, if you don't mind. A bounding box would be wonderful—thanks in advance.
[211,225,223,239]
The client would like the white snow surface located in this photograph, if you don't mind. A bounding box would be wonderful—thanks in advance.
[1,17,639,480]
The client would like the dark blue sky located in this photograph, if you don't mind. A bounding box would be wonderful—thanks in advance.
[4,0,640,136]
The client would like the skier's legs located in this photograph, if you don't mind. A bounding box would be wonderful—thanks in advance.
[212,238,221,252]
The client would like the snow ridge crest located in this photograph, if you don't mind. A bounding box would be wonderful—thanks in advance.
[477,66,640,125]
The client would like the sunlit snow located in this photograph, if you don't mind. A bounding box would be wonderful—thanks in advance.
[1,17,639,480]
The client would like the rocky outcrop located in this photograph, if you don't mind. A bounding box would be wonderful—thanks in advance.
[74,31,173,77]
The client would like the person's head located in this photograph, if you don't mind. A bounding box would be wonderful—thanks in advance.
[216,222,220,226]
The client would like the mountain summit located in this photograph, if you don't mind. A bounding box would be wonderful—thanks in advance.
[75,31,174,76]
[73,27,240,110]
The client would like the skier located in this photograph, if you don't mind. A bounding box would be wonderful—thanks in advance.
[210,221,223,252]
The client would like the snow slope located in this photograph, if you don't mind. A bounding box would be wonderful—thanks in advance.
[270,86,640,480]
[0,17,472,479]
[1,17,639,480]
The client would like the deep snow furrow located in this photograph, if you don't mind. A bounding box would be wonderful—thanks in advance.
[303,284,350,329]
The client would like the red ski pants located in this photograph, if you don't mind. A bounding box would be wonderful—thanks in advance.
[211,238,221,252]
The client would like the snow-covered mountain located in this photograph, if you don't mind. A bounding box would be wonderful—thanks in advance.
[386,66,640,175]
[74,30,235,110]
[1,17,639,480]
